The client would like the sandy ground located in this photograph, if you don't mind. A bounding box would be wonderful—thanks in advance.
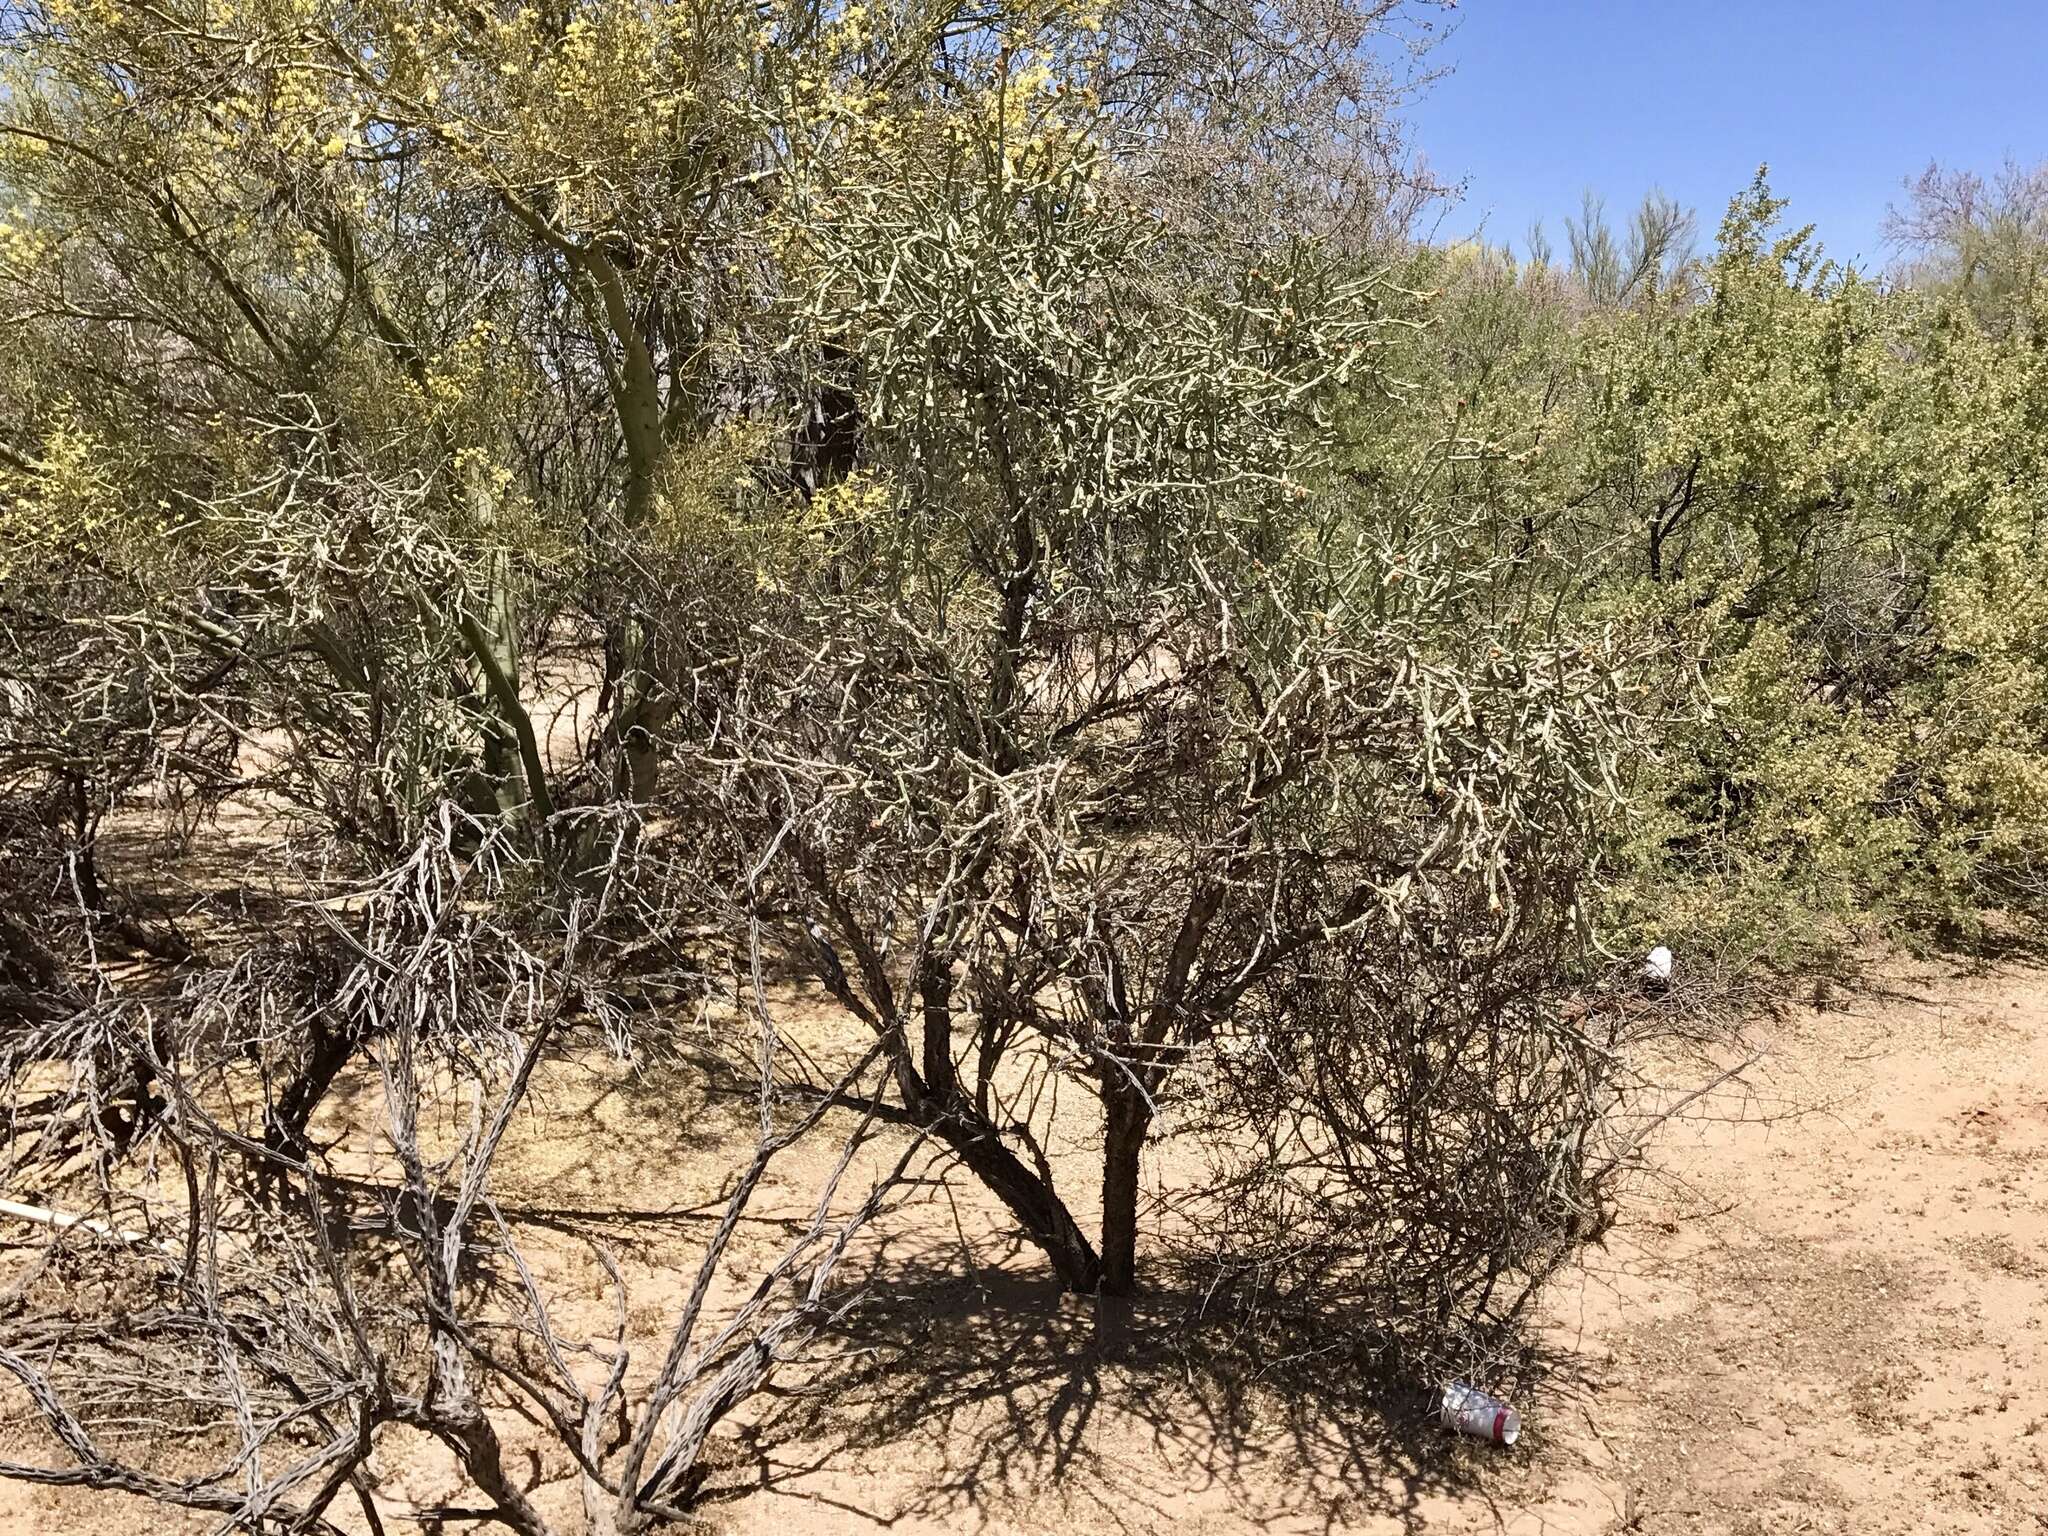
[5,955,2047,1534]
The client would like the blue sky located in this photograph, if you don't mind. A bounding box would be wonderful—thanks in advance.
[1408,1,2048,271]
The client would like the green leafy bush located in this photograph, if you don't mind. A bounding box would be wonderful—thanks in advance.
[1363,173,2048,971]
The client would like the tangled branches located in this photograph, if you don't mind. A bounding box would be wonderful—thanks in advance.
[0,813,917,1534]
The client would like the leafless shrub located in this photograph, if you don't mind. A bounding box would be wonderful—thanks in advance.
[0,813,918,1533]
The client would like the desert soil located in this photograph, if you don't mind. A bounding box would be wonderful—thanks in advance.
[5,954,2047,1535]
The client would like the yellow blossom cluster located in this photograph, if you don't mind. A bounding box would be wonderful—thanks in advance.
[0,414,131,580]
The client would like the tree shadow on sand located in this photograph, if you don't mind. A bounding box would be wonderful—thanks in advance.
[704,1233,1534,1534]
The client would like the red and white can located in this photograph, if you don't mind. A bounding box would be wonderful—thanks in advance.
[1440,1381,1521,1445]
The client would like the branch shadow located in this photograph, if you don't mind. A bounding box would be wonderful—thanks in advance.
[711,1234,1517,1534]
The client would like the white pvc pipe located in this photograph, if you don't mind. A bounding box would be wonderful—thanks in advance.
[0,1197,176,1253]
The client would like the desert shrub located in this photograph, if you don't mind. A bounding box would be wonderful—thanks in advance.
[1371,175,2048,972]
[665,45,1652,1376]
[2,3,1651,1528]
[13,1,2044,1527]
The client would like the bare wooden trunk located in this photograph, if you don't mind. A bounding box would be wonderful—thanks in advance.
[937,1111,1103,1293]
[1098,1087,1149,1298]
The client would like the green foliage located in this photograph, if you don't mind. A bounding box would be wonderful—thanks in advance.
[5,3,2046,1431]
[1374,170,2048,969]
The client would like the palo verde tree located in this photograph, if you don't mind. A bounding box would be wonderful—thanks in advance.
[1,1,1657,1529]
[686,33,1647,1317]
[1,0,1457,861]
[2,9,894,1525]
[1887,156,2048,338]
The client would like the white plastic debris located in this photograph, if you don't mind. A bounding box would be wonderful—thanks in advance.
[1440,1381,1521,1445]
[1643,945,1675,985]
[0,1198,176,1254]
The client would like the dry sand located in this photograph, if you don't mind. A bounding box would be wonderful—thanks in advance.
[5,955,2046,1534]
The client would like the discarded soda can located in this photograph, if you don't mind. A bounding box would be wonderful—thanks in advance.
[1440,1381,1521,1445]
[1643,944,1674,985]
